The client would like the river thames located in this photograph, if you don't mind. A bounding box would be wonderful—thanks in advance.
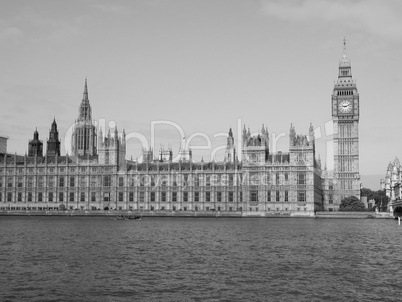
[0,216,401,301]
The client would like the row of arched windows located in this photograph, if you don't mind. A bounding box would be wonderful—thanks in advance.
[337,90,353,96]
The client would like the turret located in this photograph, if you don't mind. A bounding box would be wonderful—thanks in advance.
[46,118,61,156]
[225,127,236,163]
[28,128,43,157]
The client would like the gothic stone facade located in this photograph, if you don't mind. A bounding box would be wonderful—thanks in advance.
[0,43,361,212]
[0,80,323,213]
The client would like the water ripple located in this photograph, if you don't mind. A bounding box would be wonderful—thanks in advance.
[0,217,401,301]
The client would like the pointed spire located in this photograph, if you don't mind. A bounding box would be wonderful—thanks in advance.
[228,127,233,137]
[340,37,351,67]
[83,78,89,102]
[261,124,265,134]
[342,37,347,59]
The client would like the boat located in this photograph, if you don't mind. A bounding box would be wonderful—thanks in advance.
[115,214,142,220]
[128,214,142,220]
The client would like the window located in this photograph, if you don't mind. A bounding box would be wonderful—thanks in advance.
[329,194,333,204]
[28,193,32,202]
[59,192,64,202]
[206,192,210,202]
[229,191,233,202]
[80,177,86,187]
[27,177,33,188]
[172,192,177,202]
[38,192,43,202]
[48,192,54,202]
[194,192,199,202]
[217,191,222,202]
[284,173,288,181]
[267,190,271,202]
[276,191,280,202]
[129,192,134,202]
[119,177,124,187]
[161,192,166,202]
[70,177,75,187]
[103,176,111,187]
[70,192,75,202]
[91,176,97,187]
[37,176,44,188]
[251,191,258,202]
[276,172,280,185]
[7,177,13,187]
[91,192,96,202]
[119,192,124,202]
[48,177,54,188]
[17,192,22,202]
[206,175,211,186]
[59,177,65,187]
[194,175,200,187]
[183,192,188,202]
[7,192,12,202]
[297,173,306,185]
[298,191,306,202]
[139,192,145,202]
[285,191,288,202]
[80,192,85,202]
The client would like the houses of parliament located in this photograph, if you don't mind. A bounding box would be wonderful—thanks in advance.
[0,43,360,214]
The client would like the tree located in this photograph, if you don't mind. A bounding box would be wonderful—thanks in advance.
[339,196,366,211]
[360,188,390,211]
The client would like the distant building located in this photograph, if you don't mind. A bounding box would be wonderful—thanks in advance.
[381,157,401,213]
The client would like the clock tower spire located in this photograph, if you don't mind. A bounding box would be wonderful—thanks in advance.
[332,39,360,208]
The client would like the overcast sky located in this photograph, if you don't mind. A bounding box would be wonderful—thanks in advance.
[1,0,402,189]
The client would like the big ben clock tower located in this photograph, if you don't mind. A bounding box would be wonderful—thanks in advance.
[332,39,360,207]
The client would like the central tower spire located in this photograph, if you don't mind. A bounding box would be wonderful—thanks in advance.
[72,78,97,157]
[78,78,92,122]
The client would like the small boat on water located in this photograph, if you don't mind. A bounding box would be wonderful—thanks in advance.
[115,214,142,220]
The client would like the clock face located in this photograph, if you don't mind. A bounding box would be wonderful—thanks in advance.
[338,100,352,113]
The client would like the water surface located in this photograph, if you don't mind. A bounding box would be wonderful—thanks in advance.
[0,217,401,301]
